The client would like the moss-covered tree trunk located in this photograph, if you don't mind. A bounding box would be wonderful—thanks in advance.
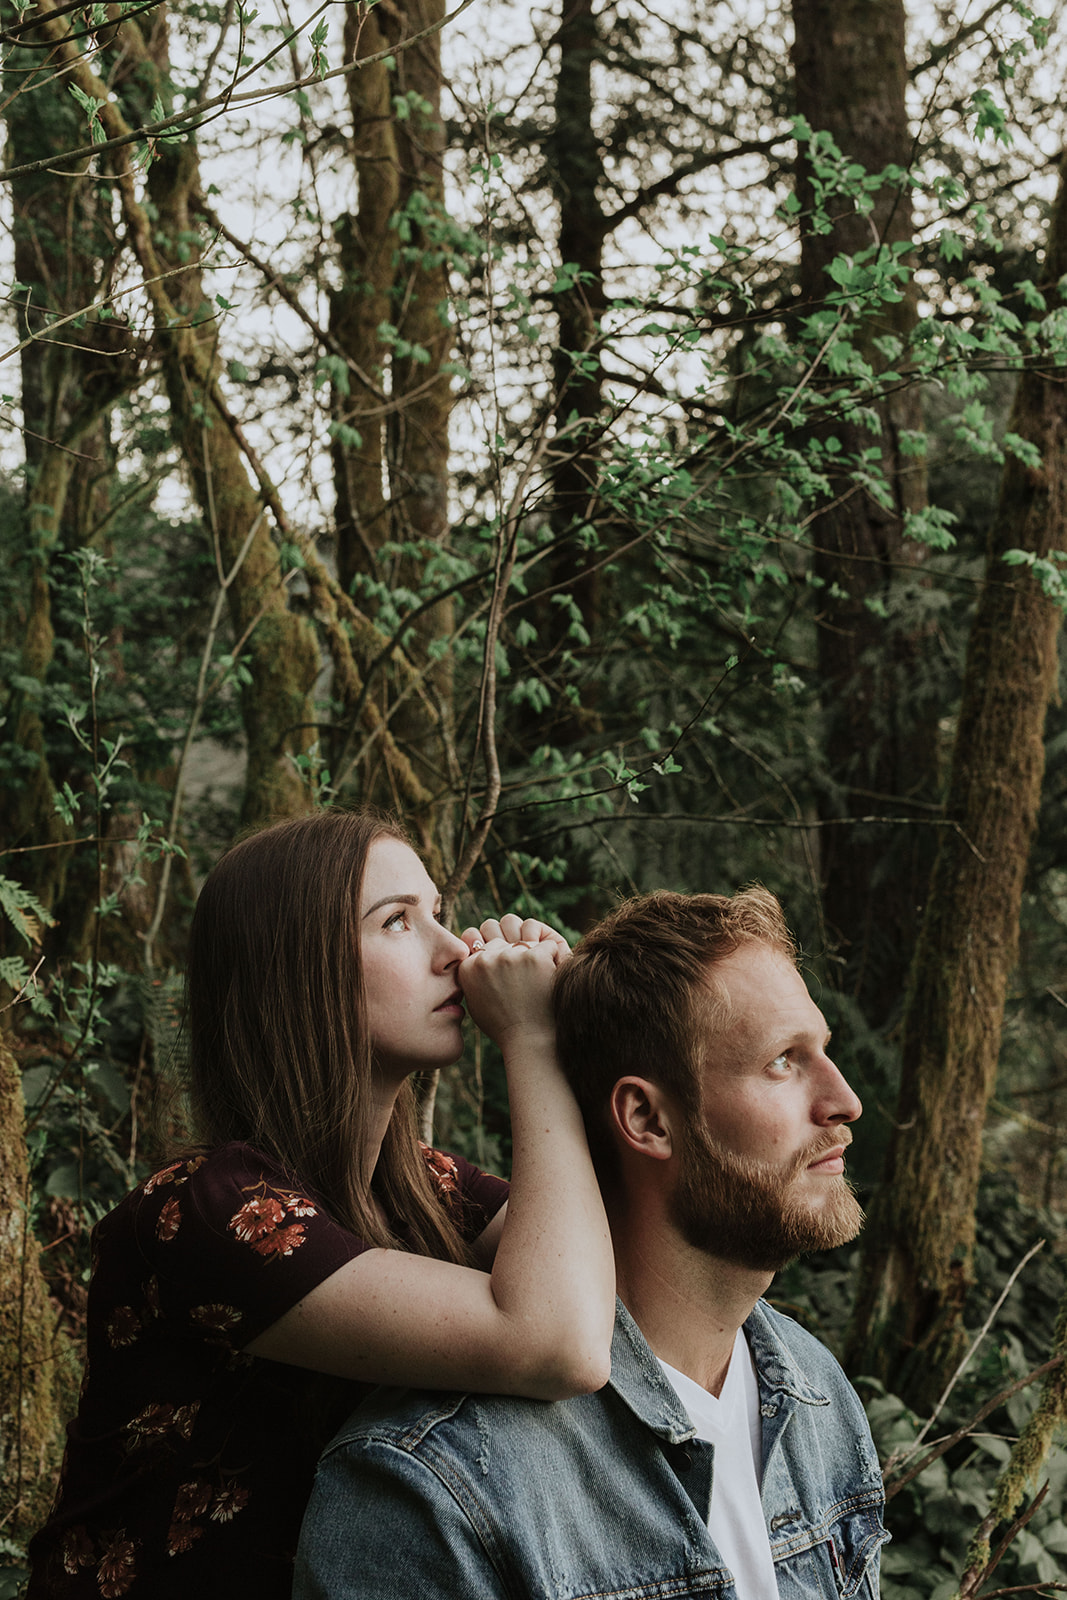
[332,4,398,601]
[845,151,1067,1409]
[0,15,135,915]
[0,1037,69,1544]
[328,1,456,868]
[145,132,321,828]
[792,0,940,1022]
[36,1,320,829]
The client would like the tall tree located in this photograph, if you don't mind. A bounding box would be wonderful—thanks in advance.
[328,0,460,868]
[845,150,1067,1409]
[791,0,940,1021]
[0,1040,68,1542]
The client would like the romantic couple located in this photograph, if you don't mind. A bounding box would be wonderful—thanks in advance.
[29,809,886,1600]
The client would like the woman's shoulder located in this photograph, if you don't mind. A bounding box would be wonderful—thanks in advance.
[93,1143,328,1266]
[89,1143,368,1343]
[100,1143,301,1221]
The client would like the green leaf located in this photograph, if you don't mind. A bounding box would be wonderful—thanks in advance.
[327,420,364,450]
[0,956,31,991]
[0,876,55,947]
[970,88,1013,146]
[1003,432,1042,469]
[939,229,965,264]
[903,505,957,550]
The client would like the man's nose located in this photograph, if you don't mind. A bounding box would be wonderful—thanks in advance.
[815,1055,863,1125]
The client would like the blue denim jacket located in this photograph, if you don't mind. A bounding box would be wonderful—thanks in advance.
[295,1299,888,1600]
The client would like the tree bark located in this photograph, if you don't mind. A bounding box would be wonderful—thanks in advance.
[547,0,605,642]
[792,0,940,1021]
[0,15,135,911]
[0,1036,70,1542]
[845,151,1067,1408]
[332,3,399,599]
[329,0,456,866]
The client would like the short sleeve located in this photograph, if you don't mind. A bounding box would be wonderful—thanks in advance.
[122,1145,370,1348]
[419,1144,508,1236]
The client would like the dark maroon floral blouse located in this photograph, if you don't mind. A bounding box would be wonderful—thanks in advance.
[28,1141,508,1600]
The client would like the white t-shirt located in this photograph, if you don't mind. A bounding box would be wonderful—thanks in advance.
[658,1329,779,1600]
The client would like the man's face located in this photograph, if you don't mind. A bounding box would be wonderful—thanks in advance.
[671,941,864,1271]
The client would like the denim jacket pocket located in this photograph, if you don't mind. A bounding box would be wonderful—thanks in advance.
[773,1499,888,1599]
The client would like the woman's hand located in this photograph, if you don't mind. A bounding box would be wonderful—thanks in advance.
[461,913,570,960]
[456,924,568,1049]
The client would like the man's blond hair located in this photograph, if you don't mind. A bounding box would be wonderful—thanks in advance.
[553,887,795,1178]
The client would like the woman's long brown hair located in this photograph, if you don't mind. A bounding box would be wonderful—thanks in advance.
[186,810,471,1264]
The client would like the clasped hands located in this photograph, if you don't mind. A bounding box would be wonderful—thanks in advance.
[455,915,569,1045]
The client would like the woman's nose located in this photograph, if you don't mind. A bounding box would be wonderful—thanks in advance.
[435,925,470,970]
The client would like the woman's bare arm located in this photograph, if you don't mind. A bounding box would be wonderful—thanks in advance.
[246,928,615,1400]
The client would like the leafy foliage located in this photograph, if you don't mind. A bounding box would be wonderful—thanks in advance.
[1,0,1065,1584]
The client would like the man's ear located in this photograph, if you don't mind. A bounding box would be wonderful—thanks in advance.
[609,1077,676,1162]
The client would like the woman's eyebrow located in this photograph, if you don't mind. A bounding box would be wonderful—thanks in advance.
[362,893,420,920]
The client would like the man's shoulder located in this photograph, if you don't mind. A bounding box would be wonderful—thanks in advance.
[321,1381,576,1465]
[322,1386,469,1456]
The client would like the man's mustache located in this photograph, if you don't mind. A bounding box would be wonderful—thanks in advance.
[805,1127,853,1163]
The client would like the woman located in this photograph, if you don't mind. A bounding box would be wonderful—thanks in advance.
[28,811,614,1599]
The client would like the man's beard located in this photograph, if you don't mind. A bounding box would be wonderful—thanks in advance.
[671,1118,864,1272]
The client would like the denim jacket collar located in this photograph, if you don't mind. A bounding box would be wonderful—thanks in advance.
[607,1295,830,1445]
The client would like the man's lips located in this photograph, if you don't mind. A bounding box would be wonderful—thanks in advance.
[804,1129,851,1174]
[807,1146,846,1174]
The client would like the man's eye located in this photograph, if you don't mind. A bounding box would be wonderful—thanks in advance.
[768,1053,791,1075]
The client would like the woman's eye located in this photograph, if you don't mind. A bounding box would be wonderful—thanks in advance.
[383,911,407,931]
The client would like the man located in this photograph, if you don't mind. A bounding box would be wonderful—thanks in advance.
[295,888,888,1600]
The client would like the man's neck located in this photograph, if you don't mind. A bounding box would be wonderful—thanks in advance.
[611,1216,773,1397]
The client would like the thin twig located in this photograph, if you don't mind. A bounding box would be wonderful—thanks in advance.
[141,508,265,971]
[883,1356,1063,1500]
[905,1239,1046,1463]
[959,1482,1051,1600]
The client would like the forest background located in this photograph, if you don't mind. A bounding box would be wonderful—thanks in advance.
[1,0,1066,1593]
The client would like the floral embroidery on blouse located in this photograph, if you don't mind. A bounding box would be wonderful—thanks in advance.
[419,1142,460,1197]
[106,1306,141,1349]
[60,1526,94,1577]
[125,1400,200,1449]
[28,1142,506,1600]
[189,1303,243,1341]
[156,1197,181,1242]
[97,1533,137,1597]
[142,1162,182,1195]
[166,1478,250,1557]
[227,1185,318,1259]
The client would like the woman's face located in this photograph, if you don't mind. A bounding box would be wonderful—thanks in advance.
[359,836,470,1081]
